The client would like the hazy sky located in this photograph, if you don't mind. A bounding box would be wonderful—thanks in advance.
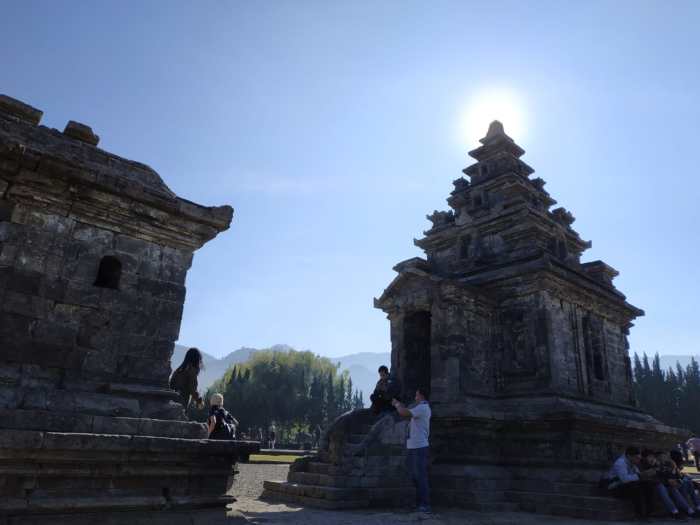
[2,1,698,358]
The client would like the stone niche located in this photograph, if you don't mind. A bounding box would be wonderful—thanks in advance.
[373,121,687,518]
[0,95,256,524]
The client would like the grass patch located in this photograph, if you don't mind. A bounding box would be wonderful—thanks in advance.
[249,454,300,463]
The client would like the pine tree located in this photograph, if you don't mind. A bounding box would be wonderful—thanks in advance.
[326,371,335,423]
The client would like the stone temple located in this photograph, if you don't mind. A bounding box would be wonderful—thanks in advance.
[264,121,686,519]
[0,95,256,524]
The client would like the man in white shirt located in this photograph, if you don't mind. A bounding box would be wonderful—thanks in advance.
[606,446,652,519]
[392,387,431,513]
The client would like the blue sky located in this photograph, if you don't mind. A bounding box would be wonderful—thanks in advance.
[2,1,698,358]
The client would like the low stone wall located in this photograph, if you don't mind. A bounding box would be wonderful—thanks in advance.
[0,428,259,523]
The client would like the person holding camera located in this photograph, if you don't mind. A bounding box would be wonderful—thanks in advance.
[392,387,432,514]
[207,393,238,440]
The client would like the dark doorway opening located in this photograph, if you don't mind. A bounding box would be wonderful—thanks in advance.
[94,256,122,290]
[402,311,431,401]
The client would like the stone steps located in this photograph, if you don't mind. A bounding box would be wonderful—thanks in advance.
[306,461,332,475]
[289,471,413,489]
[508,490,635,521]
[507,490,627,512]
[530,504,632,521]
[262,480,365,501]
[262,485,368,509]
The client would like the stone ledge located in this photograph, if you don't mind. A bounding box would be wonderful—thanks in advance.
[0,429,259,457]
[0,409,207,439]
[0,95,42,125]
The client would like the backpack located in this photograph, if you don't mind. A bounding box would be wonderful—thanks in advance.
[209,408,236,440]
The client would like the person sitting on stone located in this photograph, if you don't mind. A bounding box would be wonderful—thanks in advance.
[370,365,400,414]
[642,449,694,519]
[207,393,238,440]
[606,446,652,519]
[169,347,205,410]
[656,450,698,518]
[670,449,700,513]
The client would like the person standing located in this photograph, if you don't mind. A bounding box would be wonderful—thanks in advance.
[392,387,432,514]
[268,423,277,449]
[686,437,700,470]
[313,424,322,449]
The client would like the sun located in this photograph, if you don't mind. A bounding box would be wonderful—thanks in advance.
[459,89,526,146]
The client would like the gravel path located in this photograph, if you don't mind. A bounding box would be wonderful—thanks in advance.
[230,463,290,500]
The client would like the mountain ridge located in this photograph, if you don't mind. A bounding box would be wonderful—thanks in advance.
[171,344,390,406]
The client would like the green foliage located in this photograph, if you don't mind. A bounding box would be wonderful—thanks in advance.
[205,348,365,441]
[633,351,700,433]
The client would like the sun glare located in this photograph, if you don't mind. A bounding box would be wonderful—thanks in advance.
[459,89,526,146]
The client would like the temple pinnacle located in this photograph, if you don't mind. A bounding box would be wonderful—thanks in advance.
[485,120,505,139]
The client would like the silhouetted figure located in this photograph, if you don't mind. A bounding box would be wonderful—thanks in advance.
[370,365,400,414]
[170,347,205,410]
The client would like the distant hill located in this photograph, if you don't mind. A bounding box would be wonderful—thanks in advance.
[330,352,391,407]
[171,344,294,391]
[170,345,390,407]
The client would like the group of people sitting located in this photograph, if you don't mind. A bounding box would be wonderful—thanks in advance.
[607,446,700,520]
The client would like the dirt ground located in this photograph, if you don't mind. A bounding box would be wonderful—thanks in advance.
[229,463,683,525]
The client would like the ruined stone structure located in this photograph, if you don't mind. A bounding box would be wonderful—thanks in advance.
[0,95,257,524]
[265,121,686,519]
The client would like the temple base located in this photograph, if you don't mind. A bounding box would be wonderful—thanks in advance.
[0,429,259,523]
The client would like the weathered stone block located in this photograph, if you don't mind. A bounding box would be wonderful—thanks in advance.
[72,222,114,246]
[63,283,101,309]
[0,199,13,219]
[32,320,77,347]
[0,386,18,409]
[0,243,19,266]
[63,121,99,146]
[91,416,140,435]
[0,95,43,124]
[0,364,21,385]
[0,312,33,337]
[136,278,186,303]
[18,388,48,410]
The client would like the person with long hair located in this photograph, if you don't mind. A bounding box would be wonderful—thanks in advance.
[170,347,205,410]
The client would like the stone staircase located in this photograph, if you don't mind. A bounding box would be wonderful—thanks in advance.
[263,409,414,508]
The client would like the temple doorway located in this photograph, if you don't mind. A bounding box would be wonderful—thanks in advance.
[401,311,432,400]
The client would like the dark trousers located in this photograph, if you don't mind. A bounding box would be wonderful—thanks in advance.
[406,446,430,508]
[611,481,654,517]
[370,393,392,415]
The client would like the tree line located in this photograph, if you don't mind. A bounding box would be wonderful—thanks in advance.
[633,352,700,434]
[190,348,364,443]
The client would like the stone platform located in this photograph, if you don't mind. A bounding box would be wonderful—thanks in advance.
[0,428,259,523]
[264,399,685,520]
